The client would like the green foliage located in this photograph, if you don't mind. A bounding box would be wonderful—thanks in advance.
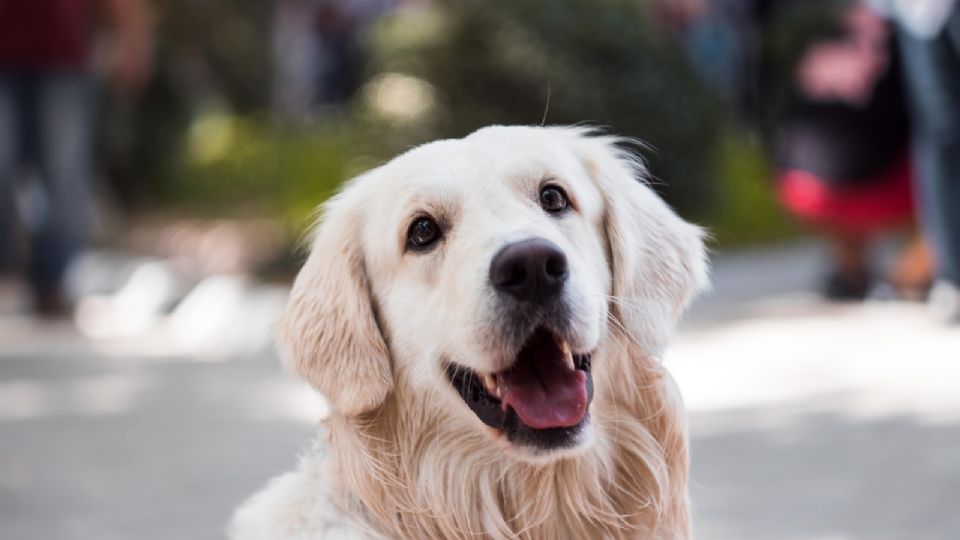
[155,0,273,110]
[168,116,377,235]
[103,0,274,204]
[707,131,798,245]
[367,0,725,217]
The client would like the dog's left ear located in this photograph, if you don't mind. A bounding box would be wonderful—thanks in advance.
[571,130,709,356]
[277,177,393,416]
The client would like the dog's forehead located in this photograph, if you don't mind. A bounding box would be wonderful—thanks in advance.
[358,129,610,258]
[379,130,593,205]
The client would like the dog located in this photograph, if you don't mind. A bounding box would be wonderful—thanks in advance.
[229,126,709,539]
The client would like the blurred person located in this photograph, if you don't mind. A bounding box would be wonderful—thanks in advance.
[0,0,151,316]
[775,2,926,300]
[649,0,774,128]
[273,0,320,121]
[273,0,394,122]
[655,0,932,300]
[867,0,960,321]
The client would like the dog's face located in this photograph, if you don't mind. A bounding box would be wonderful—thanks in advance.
[363,128,611,456]
[281,126,707,461]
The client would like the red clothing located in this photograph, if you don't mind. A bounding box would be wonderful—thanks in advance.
[778,153,915,235]
[0,0,94,69]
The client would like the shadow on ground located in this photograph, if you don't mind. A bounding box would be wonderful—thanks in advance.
[0,346,317,540]
[691,405,960,540]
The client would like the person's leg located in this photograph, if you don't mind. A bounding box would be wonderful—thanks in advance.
[898,14,960,287]
[29,73,93,313]
[948,5,960,53]
[0,75,23,274]
[824,231,871,300]
[891,230,934,299]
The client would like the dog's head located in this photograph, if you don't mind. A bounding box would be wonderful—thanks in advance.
[280,126,708,461]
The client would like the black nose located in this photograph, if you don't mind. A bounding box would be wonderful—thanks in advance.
[489,238,568,303]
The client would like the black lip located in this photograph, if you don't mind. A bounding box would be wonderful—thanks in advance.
[445,349,594,451]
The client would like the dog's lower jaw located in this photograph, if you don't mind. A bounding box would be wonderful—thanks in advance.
[501,419,598,464]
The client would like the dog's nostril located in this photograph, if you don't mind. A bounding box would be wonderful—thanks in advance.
[503,264,527,288]
[545,253,568,280]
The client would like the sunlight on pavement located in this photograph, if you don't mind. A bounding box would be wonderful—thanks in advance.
[0,373,149,420]
[669,298,960,424]
[67,255,290,361]
[243,380,328,424]
[0,325,324,426]
[75,260,186,339]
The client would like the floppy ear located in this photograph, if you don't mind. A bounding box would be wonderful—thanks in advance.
[573,131,709,356]
[277,182,393,416]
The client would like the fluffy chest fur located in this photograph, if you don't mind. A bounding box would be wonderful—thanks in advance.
[319,339,689,540]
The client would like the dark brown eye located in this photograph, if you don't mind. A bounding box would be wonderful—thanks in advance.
[407,217,441,250]
[540,185,569,213]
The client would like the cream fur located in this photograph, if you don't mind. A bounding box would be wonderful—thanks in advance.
[230,126,709,540]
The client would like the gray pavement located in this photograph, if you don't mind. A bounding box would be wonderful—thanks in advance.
[0,323,313,540]
[1,242,959,539]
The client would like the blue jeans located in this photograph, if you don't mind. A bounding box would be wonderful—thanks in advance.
[898,11,960,285]
[0,71,93,292]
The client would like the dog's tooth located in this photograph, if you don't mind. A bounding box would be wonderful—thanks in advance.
[560,341,576,370]
[483,374,498,395]
[485,374,502,398]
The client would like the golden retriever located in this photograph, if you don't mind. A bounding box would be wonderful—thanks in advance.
[229,126,709,539]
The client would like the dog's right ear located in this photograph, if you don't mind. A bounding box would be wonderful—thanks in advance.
[564,128,709,357]
[277,180,393,416]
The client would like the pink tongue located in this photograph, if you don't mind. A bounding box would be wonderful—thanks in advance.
[498,337,588,429]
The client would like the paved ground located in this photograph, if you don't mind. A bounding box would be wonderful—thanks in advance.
[1,242,958,540]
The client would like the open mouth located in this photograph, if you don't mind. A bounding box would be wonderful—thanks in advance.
[446,327,594,449]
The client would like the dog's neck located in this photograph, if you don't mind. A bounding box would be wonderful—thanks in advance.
[321,337,690,539]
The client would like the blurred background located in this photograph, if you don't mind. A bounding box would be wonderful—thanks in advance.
[1,0,958,538]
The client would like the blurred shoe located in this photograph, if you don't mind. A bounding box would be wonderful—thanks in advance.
[33,286,71,319]
[823,269,872,301]
[890,235,934,301]
[928,280,960,324]
[0,277,30,316]
[866,280,898,302]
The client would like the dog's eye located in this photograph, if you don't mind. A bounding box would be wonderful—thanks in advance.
[539,185,569,213]
[407,217,442,250]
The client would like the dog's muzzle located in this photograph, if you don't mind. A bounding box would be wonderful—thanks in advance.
[445,326,594,450]
[445,238,595,450]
